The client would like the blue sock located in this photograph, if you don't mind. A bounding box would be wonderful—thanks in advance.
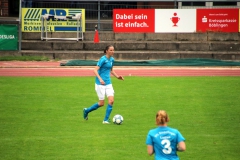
[104,104,113,121]
[86,103,99,113]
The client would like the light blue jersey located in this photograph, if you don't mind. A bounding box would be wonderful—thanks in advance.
[95,55,114,85]
[146,126,185,160]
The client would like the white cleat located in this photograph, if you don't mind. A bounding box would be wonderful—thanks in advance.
[102,121,110,124]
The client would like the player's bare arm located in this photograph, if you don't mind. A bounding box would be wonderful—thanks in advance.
[94,66,105,85]
[111,69,124,80]
[147,145,154,156]
[177,141,186,152]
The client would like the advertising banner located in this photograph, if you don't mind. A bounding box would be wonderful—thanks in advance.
[0,25,18,51]
[155,9,196,33]
[113,9,155,33]
[21,8,85,32]
[113,9,239,33]
[197,9,239,32]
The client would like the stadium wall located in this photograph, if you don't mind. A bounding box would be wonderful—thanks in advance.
[1,31,239,61]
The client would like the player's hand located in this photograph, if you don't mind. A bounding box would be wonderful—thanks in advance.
[100,80,105,85]
[118,76,124,81]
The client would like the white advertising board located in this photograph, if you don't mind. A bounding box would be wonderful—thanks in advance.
[155,9,196,33]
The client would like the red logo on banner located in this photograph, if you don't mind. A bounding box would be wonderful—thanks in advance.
[170,12,180,27]
[197,9,239,32]
[113,9,155,33]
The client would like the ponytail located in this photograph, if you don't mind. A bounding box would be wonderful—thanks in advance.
[156,110,169,125]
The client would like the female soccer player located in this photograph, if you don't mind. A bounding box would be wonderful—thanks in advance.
[83,45,124,124]
[146,110,186,160]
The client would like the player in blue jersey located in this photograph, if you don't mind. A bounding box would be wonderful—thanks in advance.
[146,110,186,160]
[83,45,124,124]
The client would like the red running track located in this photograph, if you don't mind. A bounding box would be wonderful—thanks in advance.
[0,67,240,77]
[0,61,240,77]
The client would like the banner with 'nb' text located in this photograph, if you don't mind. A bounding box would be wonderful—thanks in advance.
[0,25,18,51]
[22,8,85,32]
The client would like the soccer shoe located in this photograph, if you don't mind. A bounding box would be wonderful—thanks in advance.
[83,108,88,120]
[102,120,110,124]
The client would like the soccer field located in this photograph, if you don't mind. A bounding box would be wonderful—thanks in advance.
[0,77,240,160]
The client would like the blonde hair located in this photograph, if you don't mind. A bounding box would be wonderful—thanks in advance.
[156,110,169,125]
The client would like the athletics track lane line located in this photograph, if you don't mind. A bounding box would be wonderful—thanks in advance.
[0,68,240,77]
[0,61,240,77]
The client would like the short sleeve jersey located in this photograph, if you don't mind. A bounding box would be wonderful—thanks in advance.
[146,126,185,160]
[95,55,114,85]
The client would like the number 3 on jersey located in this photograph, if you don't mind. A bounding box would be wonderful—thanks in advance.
[161,139,172,154]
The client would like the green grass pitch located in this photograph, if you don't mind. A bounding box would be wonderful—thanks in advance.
[0,76,240,160]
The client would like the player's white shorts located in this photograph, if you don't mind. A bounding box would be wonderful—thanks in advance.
[95,84,114,100]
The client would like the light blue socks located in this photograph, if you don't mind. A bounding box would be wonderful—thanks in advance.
[86,103,99,113]
[86,103,112,121]
[104,104,113,121]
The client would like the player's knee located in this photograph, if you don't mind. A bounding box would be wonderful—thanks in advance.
[108,99,114,105]
[98,101,104,107]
